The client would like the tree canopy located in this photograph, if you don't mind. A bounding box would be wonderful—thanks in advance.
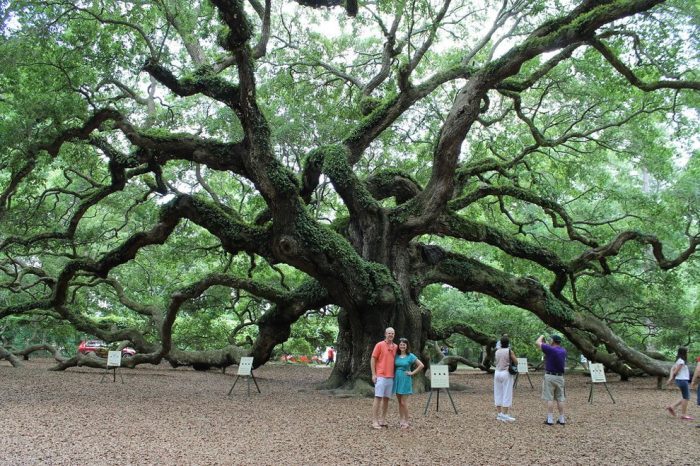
[1,0,698,388]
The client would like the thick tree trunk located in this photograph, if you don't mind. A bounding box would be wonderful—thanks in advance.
[324,291,427,393]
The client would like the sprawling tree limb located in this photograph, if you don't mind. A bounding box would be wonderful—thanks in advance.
[365,169,422,204]
[142,60,242,110]
[363,6,403,95]
[0,108,122,221]
[428,322,498,371]
[590,38,700,91]
[429,214,569,287]
[0,346,22,367]
[570,231,700,273]
[416,246,672,376]
[12,344,66,362]
[410,0,667,230]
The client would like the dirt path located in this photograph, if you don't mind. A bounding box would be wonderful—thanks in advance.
[1,360,698,465]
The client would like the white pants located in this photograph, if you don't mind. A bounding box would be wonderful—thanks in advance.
[493,369,514,407]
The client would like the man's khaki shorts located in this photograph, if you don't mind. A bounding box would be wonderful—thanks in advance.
[542,373,565,401]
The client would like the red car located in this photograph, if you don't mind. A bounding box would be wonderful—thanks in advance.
[78,340,136,358]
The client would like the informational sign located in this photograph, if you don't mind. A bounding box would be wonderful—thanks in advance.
[517,358,529,373]
[430,365,449,388]
[589,363,606,383]
[237,357,254,376]
[106,351,122,368]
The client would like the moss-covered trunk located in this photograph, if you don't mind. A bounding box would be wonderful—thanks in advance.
[323,251,427,393]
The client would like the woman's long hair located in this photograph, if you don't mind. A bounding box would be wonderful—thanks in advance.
[676,347,688,363]
[500,336,510,349]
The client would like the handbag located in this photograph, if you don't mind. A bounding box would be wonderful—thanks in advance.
[508,350,518,375]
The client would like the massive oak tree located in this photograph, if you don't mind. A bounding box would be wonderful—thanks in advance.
[1,0,698,389]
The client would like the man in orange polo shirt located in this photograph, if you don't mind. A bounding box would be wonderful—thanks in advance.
[371,327,397,429]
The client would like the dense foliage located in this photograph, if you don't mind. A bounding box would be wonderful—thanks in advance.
[0,0,697,387]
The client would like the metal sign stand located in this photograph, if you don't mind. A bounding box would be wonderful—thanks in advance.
[423,387,458,414]
[513,357,534,389]
[228,357,260,396]
[588,381,615,403]
[587,363,615,403]
[513,372,534,389]
[423,365,458,415]
[100,351,124,384]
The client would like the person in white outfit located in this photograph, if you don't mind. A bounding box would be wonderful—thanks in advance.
[493,335,518,422]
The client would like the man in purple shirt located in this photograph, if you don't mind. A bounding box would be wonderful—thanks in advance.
[536,334,567,425]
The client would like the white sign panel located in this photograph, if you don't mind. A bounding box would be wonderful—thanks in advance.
[430,365,450,388]
[517,358,529,373]
[589,363,607,383]
[237,357,254,376]
[107,351,122,368]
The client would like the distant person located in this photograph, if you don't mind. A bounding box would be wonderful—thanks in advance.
[579,354,589,371]
[665,347,694,420]
[495,333,508,350]
[393,338,425,429]
[371,327,397,429]
[326,346,335,366]
[536,334,567,425]
[441,346,449,357]
[494,335,518,422]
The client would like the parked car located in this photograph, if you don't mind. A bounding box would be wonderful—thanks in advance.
[77,340,136,358]
[78,340,108,357]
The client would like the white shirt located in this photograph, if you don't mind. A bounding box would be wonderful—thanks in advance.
[674,358,689,381]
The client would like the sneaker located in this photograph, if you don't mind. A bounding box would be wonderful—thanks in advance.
[502,414,516,422]
[543,420,554,426]
[556,420,566,425]
[496,413,507,422]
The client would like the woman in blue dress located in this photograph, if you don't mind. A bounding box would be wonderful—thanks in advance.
[394,337,425,429]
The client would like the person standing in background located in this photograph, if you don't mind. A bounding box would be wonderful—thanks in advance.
[326,346,335,366]
[666,347,694,421]
[536,334,567,425]
[493,335,518,422]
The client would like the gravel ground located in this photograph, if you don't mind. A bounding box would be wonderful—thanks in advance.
[1,359,698,465]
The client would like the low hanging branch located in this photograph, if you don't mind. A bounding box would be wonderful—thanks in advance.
[0,347,22,367]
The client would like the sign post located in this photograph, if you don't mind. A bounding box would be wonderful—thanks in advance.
[423,365,458,415]
[588,363,615,403]
[513,358,534,389]
[100,351,124,384]
[228,357,260,396]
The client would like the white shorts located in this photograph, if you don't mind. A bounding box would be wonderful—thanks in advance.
[374,377,394,398]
